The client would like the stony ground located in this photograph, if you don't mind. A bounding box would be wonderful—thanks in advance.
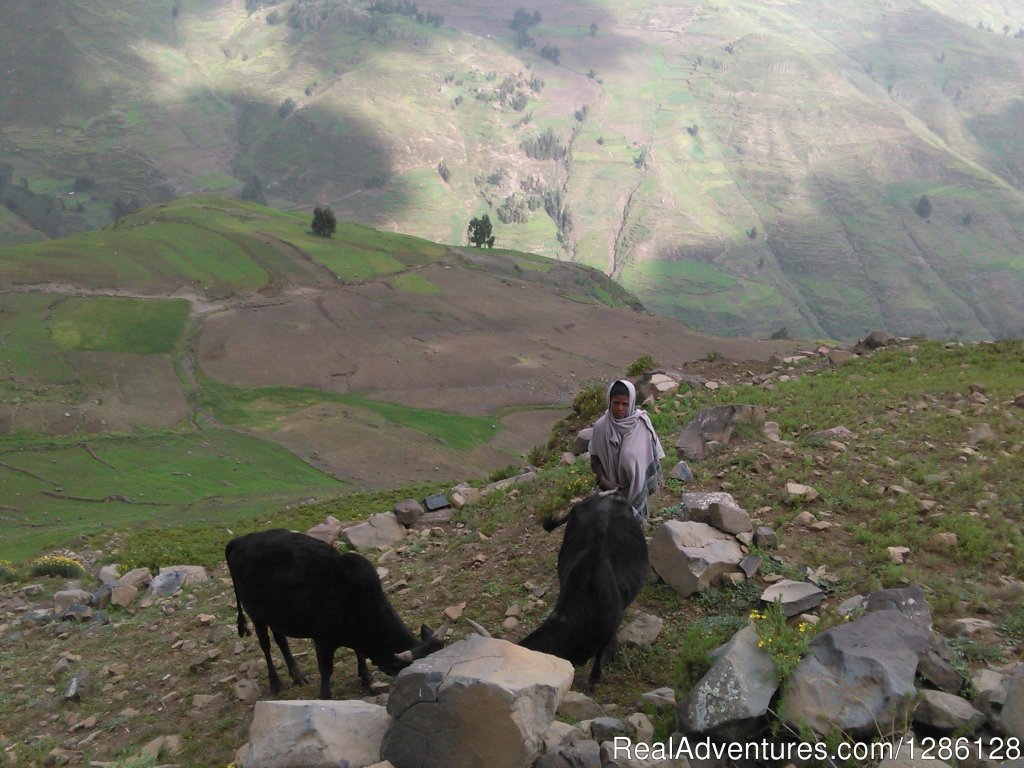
[3,341,1023,767]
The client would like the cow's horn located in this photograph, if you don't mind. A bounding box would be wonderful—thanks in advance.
[430,618,452,641]
[465,618,492,638]
[394,650,414,663]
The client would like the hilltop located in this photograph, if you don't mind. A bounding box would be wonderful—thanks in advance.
[2,0,1024,339]
[1,339,1022,766]
[0,196,795,562]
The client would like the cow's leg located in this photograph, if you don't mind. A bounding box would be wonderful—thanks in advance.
[272,629,307,686]
[356,652,373,689]
[252,620,283,694]
[313,640,336,700]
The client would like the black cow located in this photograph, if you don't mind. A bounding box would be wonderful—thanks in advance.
[226,529,445,699]
[520,493,648,689]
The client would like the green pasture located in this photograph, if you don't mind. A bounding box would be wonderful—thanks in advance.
[0,222,268,295]
[390,272,441,294]
[0,196,460,293]
[0,293,78,384]
[0,293,188,390]
[0,429,345,562]
[199,380,502,451]
[50,296,189,354]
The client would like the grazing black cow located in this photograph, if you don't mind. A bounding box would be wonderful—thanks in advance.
[520,493,648,689]
[226,529,445,699]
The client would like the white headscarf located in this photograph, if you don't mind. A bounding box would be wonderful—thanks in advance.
[588,380,666,517]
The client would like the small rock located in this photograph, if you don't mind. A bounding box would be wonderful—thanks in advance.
[785,482,820,503]
[638,687,676,711]
[888,546,911,564]
[951,617,997,637]
[760,580,824,617]
[928,532,958,550]
[617,613,663,648]
[792,510,816,526]
[558,691,605,721]
[754,526,777,548]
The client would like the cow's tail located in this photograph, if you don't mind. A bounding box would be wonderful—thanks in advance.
[225,540,250,638]
[233,583,250,637]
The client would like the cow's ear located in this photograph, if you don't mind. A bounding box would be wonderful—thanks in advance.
[420,624,432,640]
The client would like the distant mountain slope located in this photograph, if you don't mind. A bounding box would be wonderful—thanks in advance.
[2,0,1022,339]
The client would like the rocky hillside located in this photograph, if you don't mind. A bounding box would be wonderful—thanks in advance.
[2,1,1024,339]
[2,338,1022,766]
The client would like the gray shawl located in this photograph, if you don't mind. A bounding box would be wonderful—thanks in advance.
[588,379,666,517]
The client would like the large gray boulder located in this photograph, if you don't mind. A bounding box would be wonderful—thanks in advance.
[381,635,573,768]
[678,624,778,736]
[306,515,345,544]
[649,521,743,598]
[863,585,932,627]
[342,512,407,551]
[599,741,692,767]
[675,404,765,461]
[676,492,739,524]
[1000,664,1024,739]
[235,700,391,768]
[783,610,932,738]
[913,690,984,733]
[535,740,601,768]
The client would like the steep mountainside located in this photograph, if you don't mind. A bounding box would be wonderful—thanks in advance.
[2,0,1023,339]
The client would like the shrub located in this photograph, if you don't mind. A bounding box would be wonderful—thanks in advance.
[520,128,567,161]
[572,382,606,420]
[0,560,17,583]
[626,354,657,376]
[915,194,932,219]
[30,554,85,579]
[540,45,561,65]
[750,602,812,683]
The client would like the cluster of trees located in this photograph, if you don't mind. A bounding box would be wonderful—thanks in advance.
[976,20,1024,36]
[312,206,337,237]
[240,175,267,204]
[510,8,541,49]
[540,45,560,64]
[509,8,541,31]
[287,1,335,32]
[520,128,567,161]
[368,0,443,27]
[467,214,496,248]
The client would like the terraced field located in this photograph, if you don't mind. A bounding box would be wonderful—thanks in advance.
[0,197,796,561]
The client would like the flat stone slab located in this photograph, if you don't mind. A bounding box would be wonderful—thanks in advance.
[760,580,824,617]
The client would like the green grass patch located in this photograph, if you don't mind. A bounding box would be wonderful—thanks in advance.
[199,379,502,450]
[49,296,189,354]
[0,429,345,563]
[390,272,441,294]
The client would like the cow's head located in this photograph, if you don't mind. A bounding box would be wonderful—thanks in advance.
[383,620,449,673]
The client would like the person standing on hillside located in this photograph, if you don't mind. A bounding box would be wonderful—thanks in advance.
[588,379,666,520]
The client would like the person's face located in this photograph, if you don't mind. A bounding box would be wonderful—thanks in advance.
[610,394,631,420]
